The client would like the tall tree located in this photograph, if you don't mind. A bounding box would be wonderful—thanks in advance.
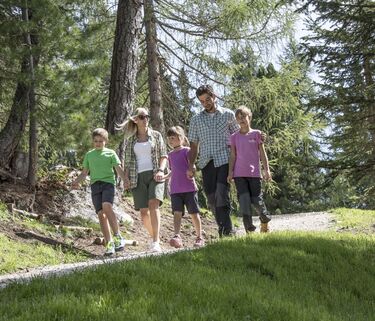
[105,0,142,134]
[300,0,375,206]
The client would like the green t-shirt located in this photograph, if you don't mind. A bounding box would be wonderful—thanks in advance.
[83,148,121,185]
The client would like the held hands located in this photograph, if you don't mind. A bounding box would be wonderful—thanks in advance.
[123,178,131,190]
[186,164,196,179]
[154,171,166,183]
[227,173,233,184]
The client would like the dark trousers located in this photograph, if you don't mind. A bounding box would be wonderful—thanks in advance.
[202,161,232,236]
[234,177,271,231]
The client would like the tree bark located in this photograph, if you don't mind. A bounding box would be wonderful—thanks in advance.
[144,0,164,133]
[0,5,39,171]
[105,0,142,134]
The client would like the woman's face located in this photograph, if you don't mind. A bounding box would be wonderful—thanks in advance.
[134,112,150,128]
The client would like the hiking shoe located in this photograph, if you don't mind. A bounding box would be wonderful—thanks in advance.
[113,234,125,252]
[194,237,205,248]
[105,241,115,256]
[260,222,269,233]
[169,234,183,248]
[149,241,162,252]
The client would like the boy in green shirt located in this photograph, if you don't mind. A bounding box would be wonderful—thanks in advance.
[72,128,127,256]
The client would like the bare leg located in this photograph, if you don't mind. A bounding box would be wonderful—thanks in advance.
[173,211,183,235]
[148,199,160,242]
[140,208,153,237]
[98,210,112,243]
[102,202,120,235]
[190,213,202,238]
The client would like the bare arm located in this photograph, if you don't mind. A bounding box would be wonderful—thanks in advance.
[71,169,89,189]
[187,142,199,178]
[259,143,271,181]
[154,156,168,182]
[227,144,236,184]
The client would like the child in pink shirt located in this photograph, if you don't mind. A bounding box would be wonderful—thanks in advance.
[227,106,272,233]
[165,126,204,248]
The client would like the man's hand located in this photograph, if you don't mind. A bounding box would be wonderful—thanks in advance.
[263,170,272,181]
[227,173,233,184]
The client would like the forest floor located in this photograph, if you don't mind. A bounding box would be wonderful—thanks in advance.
[0,176,362,288]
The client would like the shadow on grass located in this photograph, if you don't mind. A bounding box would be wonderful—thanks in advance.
[0,232,374,321]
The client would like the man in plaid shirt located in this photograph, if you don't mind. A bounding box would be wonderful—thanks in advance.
[188,85,240,237]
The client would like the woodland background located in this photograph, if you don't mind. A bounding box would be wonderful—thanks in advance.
[0,0,374,212]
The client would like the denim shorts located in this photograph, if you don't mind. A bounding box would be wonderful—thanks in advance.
[171,191,200,215]
[90,181,115,213]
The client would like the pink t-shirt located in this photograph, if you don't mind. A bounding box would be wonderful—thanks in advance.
[168,147,197,194]
[230,130,262,178]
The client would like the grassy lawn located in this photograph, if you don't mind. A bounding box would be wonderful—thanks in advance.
[1,231,374,321]
[0,203,92,274]
[331,208,375,231]
[0,234,88,274]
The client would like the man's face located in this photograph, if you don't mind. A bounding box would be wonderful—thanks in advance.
[198,93,216,113]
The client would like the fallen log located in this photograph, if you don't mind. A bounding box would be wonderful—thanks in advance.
[8,204,43,221]
[93,237,138,246]
[55,225,93,234]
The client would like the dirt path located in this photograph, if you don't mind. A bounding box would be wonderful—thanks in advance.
[0,212,334,289]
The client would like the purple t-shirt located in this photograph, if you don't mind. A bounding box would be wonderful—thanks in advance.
[230,130,262,178]
[168,147,197,194]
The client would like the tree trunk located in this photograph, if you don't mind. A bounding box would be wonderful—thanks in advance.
[21,5,38,189]
[0,5,39,171]
[105,0,142,134]
[363,54,375,155]
[144,0,164,133]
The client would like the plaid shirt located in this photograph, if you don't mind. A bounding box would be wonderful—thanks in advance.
[188,106,239,169]
[124,129,167,189]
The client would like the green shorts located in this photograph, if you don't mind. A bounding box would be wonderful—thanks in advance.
[132,170,164,210]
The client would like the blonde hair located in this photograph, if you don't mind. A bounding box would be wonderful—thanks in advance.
[235,105,253,119]
[116,107,150,138]
[92,128,108,141]
[166,126,189,147]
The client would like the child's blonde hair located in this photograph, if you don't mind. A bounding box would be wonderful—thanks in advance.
[92,128,109,141]
[166,126,189,147]
[116,107,150,138]
[235,105,253,119]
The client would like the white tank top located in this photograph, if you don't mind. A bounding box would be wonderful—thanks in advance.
[134,142,153,173]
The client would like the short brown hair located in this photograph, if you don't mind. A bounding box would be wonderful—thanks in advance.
[235,106,252,118]
[196,84,215,98]
[92,128,109,141]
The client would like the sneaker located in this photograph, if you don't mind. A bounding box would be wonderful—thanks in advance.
[149,241,162,252]
[260,222,269,233]
[194,237,205,248]
[105,241,115,256]
[169,234,183,248]
[113,234,125,252]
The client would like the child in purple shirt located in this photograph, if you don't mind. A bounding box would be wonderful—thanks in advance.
[165,126,204,248]
[227,106,272,233]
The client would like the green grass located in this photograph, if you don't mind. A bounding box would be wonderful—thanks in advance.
[331,208,375,231]
[0,202,92,274]
[0,234,88,274]
[0,232,374,321]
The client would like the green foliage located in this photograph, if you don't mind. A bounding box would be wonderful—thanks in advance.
[301,0,375,208]
[0,202,10,221]
[0,232,374,320]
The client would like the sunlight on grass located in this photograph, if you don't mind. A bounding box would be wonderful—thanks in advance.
[0,232,374,321]
[331,208,375,230]
[0,234,88,274]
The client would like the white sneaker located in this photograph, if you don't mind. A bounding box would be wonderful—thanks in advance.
[149,241,161,252]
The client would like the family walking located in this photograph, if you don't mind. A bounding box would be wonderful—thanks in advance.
[72,84,272,255]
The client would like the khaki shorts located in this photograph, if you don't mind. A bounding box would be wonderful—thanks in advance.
[132,170,164,210]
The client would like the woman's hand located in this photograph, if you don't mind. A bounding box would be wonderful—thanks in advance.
[154,171,165,182]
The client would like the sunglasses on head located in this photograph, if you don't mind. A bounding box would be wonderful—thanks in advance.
[137,114,149,120]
